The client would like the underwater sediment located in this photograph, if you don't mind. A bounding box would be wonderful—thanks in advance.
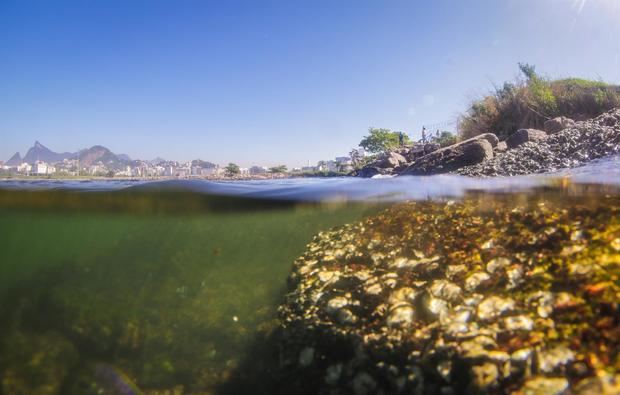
[278,191,620,394]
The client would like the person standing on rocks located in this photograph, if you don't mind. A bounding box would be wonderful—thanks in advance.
[422,127,427,143]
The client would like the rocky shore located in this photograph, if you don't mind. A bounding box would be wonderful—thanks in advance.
[277,192,619,394]
[357,109,620,178]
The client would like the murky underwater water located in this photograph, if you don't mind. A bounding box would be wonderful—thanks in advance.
[0,168,618,394]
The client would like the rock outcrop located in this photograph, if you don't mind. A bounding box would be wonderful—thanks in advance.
[355,109,618,178]
[358,145,442,177]
[401,136,494,175]
[374,151,407,168]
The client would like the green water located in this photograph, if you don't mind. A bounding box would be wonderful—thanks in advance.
[0,189,380,394]
[1,184,618,395]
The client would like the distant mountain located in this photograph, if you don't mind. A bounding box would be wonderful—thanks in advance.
[117,154,132,161]
[6,152,22,166]
[150,157,167,165]
[191,159,216,168]
[23,141,74,164]
[77,145,129,170]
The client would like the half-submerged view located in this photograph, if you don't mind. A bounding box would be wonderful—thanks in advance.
[1,2,619,395]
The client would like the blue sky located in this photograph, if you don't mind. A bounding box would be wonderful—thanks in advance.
[2,0,619,167]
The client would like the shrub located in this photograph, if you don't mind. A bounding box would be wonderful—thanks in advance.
[459,64,620,140]
[433,131,457,147]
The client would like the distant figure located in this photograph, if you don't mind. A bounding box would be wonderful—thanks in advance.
[398,132,404,146]
[422,127,427,144]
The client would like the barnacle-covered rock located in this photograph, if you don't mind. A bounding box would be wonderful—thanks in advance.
[278,191,619,394]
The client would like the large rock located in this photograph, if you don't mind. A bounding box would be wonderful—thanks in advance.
[357,166,381,178]
[476,132,499,148]
[400,136,494,175]
[375,152,407,169]
[544,116,575,134]
[505,128,548,149]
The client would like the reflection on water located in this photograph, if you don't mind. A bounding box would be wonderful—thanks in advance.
[0,162,618,394]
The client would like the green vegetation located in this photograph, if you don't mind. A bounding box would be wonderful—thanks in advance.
[225,162,240,176]
[459,63,620,140]
[268,165,287,174]
[433,130,457,147]
[359,128,411,153]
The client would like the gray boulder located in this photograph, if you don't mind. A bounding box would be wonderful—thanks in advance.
[375,151,407,168]
[423,142,441,154]
[495,141,508,153]
[400,136,494,175]
[476,132,499,148]
[357,166,381,178]
[406,143,441,162]
[506,129,547,149]
[544,116,575,134]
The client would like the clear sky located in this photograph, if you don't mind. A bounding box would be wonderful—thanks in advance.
[2,0,619,167]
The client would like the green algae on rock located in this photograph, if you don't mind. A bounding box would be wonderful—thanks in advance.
[278,192,620,394]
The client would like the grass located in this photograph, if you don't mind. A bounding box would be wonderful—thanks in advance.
[459,64,620,141]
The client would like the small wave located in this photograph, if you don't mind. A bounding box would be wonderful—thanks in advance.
[0,155,618,202]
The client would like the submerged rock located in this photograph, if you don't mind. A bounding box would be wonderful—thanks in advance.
[278,192,619,394]
[0,331,79,395]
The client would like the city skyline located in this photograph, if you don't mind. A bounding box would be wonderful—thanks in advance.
[2,0,620,168]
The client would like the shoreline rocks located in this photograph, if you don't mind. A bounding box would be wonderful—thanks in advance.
[458,109,620,177]
[356,108,620,178]
[401,135,495,176]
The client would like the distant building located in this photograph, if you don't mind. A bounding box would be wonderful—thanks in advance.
[249,166,268,175]
[335,156,353,172]
[301,166,317,173]
[200,167,219,176]
[31,161,51,175]
[319,160,338,172]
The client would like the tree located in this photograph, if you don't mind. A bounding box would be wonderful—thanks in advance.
[359,128,411,154]
[518,62,537,81]
[348,148,364,169]
[225,163,240,176]
[269,165,287,173]
[433,131,457,147]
